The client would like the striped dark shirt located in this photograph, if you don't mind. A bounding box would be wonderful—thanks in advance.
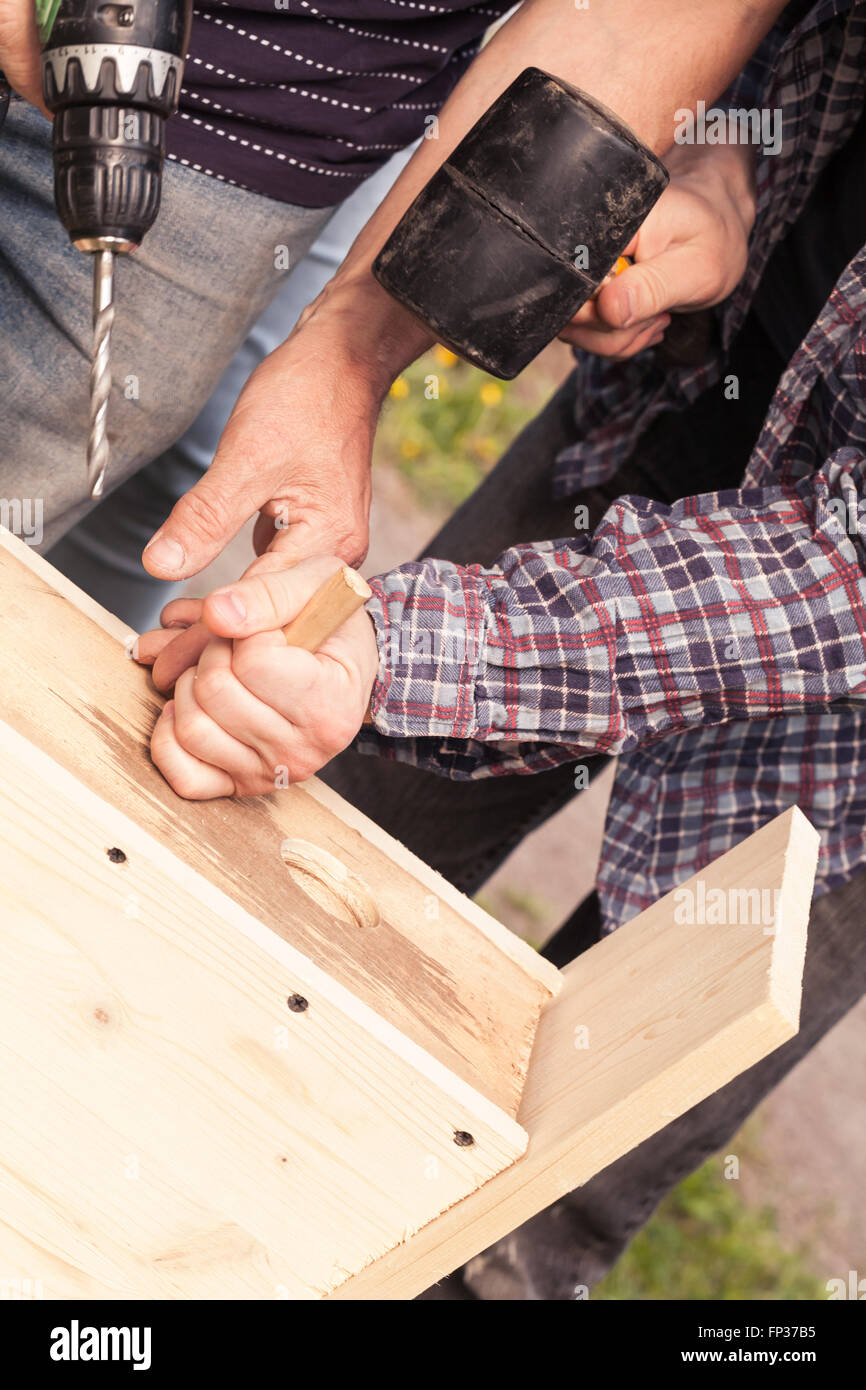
[167,1,512,204]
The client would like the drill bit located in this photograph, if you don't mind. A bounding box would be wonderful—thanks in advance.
[87,249,115,499]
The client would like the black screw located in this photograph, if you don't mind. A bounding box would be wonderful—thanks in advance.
[453,1130,475,1148]
[287,994,309,1013]
[106,847,127,864]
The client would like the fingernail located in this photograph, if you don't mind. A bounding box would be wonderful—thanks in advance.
[144,534,185,574]
[620,287,637,327]
[210,588,247,625]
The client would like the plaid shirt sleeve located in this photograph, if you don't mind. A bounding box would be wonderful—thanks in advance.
[356,448,866,778]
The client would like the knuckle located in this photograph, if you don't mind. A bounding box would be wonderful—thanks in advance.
[283,749,318,782]
[231,641,264,690]
[194,665,233,710]
[151,738,195,800]
[638,263,668,315]
[339,527,369,568]
[246,576,284,629]
[166,766,201,800]
[175,488,228,543]
[334,711,361,749]
[173,700,207,748]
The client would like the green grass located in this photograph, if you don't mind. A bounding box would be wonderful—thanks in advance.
[474,885,551,952]
[374,346,554,511]
[593,1154,825,1301]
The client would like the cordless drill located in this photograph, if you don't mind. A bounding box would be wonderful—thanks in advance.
[38,0,192,497]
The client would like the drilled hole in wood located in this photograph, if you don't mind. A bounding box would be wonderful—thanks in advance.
[106,847,127,864]
[280,838,380,930]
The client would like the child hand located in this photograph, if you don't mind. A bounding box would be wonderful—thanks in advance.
[143,556,379,799]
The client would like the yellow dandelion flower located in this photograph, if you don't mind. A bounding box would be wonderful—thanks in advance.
[433,344,458,367]
[479,382,502,407]
[390,377,410,399]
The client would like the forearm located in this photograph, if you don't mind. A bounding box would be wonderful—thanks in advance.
[361,458,866,775]
[308,0,788,388]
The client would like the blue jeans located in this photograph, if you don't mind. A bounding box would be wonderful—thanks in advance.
[0,97,409,629]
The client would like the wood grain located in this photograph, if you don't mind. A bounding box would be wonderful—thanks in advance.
[0,719,527,1299]
[0,528,557,1120]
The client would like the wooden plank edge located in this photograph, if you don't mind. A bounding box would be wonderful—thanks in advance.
[766,805,819,1031]
[330,1003,801,1302]
[326,807,819,1299]
[1,524,135,646]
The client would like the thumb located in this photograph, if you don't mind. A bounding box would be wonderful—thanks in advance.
[201,555,344,638]
[597,244,711,328]
[143,467,267,579]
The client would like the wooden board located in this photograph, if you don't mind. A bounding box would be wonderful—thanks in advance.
[0,527,558,1121]
[330,806,818,1298]
[0,717,529,1299]
[0,528,818,1300]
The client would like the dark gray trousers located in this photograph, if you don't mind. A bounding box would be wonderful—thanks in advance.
[325,317,866,1298]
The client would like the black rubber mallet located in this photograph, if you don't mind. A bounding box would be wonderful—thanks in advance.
[373,68,670,379]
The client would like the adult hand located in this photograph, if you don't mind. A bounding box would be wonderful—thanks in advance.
[142,277,430,583]
[0,0,48,113]
[560,141,756,360]
[135,550,300,693]
[143,556,379,799]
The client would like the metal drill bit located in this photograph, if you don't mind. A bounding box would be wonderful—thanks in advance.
[87,249,115,499]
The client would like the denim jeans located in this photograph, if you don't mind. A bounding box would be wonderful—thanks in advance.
[0,99,333,564]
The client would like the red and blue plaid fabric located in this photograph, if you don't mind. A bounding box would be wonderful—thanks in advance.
[359,0,866,930]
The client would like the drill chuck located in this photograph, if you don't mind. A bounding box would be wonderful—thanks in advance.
[41,0,191,249]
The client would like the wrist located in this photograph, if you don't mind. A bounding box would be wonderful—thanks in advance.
[300,267,436,401]
[360,611,380,726]
[360,608,384,727]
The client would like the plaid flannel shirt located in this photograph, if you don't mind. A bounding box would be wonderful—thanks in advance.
[358,0,866,930]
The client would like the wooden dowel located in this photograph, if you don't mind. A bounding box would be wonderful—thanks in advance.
[281,566,372,651]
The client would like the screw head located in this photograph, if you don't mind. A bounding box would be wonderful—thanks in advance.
[453,1130,475,1148]
[106,847,127,864]
[287,994,309,1013]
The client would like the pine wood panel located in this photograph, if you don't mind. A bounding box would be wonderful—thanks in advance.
[0,528,558,1120]
[0,719,527,1298]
